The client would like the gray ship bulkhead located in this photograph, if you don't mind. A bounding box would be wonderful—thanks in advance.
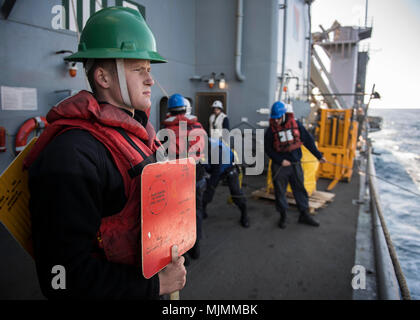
[0,0,313,172]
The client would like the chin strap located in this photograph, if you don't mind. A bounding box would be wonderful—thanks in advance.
[116,58,133,109]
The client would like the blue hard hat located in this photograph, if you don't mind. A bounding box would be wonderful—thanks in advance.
[168,93,187,111]
[270,101,287,119]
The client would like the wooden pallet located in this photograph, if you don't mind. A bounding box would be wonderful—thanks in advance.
[251,188,335,214]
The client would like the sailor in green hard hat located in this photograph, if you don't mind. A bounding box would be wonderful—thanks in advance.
[26,7,186,299]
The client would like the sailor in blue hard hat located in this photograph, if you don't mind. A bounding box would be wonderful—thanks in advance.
[270,101,288,123]
[167,93,187,112]
[162,93,207,261]
[265,101,326,229]
[202,137,249,228]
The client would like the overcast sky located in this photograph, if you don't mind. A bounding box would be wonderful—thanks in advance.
[311,0,420,109]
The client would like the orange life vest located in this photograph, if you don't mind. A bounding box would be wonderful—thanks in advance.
[24,90,161,266]
[270,112,303,153]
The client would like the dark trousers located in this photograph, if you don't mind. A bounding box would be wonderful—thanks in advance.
[271,162,309,215]
[196,177,206,241]
[203,167,246,213]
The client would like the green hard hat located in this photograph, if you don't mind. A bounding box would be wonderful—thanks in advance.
[65,6,166,63]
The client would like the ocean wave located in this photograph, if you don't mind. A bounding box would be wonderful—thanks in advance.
[374,148,420,192]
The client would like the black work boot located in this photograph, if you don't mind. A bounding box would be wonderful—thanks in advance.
[240,210,250,228]
[298,210,320,227]
[278,211,287,229]
[188,241,200,260]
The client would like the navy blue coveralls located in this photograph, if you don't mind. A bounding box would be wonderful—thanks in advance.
[203,138,246,216]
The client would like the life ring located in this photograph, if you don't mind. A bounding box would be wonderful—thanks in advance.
[15,116,48,154]
[0,126,6,153]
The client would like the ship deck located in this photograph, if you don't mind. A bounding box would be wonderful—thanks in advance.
[0,170,361,300]
[182,171,361,300]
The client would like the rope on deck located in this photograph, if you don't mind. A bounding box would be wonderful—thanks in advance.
[300,160,420,198]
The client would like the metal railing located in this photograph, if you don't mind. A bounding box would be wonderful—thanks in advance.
[367,144,411,300]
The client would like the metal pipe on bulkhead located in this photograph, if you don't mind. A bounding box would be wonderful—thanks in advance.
[306,1,312,100]
[235,0,246,81]
[278,0,288,101]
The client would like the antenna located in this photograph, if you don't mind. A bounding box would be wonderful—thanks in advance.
[365,0,368,28]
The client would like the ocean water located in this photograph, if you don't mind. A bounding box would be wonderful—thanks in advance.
[369,108,420,300]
